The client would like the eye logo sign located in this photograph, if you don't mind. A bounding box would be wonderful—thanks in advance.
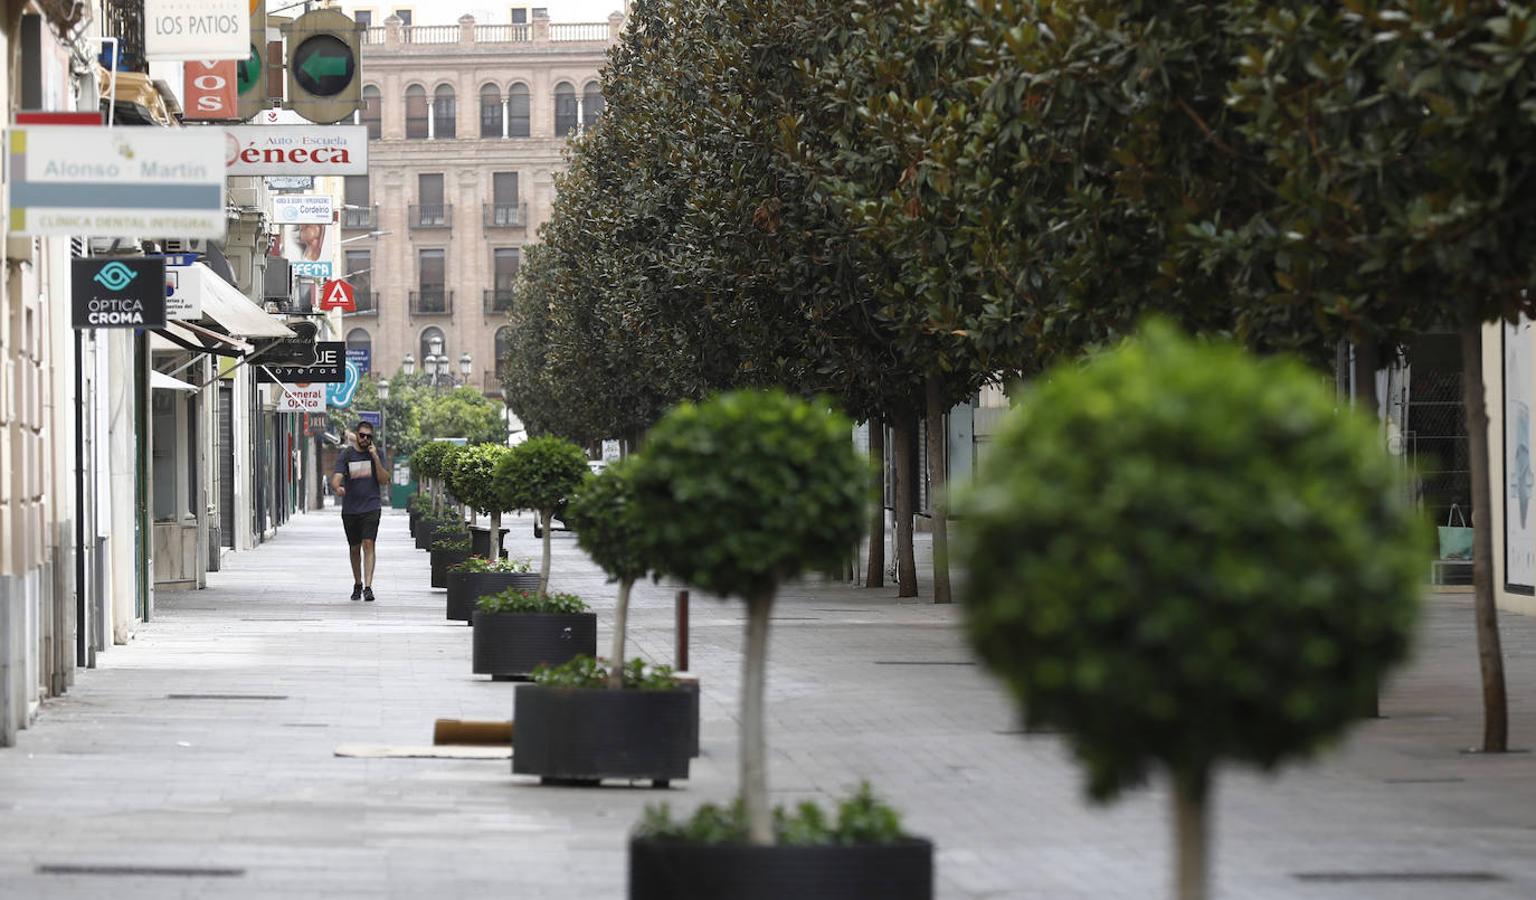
[93,261,140,292]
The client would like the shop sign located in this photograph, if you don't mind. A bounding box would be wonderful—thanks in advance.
[165,264,204,320]
[276,383,326,413]
[346,346,371,375]
[265,176,314,191]
[147,0,249,61]
[223,125,368,175]
[7,126,226,238]
[318,278,355,311]
[184,60,239,120]
[258,341,345,383]
[291,261,333,279]
[273,194,334,224]
[326,361,362,409]
[71,258,167,329]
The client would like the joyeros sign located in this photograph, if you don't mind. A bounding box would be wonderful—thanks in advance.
[223,125,368,175]
[71,258,168,329]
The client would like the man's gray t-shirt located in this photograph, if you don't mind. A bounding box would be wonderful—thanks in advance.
[334,447,382,514]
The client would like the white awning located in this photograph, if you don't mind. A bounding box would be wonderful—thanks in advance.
[150,370,198,392]
[185,263,294,339]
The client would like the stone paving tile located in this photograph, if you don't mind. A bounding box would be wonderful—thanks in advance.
[0,507,1534,899]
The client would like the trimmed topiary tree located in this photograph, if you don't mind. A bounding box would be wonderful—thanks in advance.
[630,389,867,845]
[448,443,513,546]
[410,440,455,514]
[493,435,590,597]
[438,443,469,518]
[955,322,1427,900]
[565,460,649,690]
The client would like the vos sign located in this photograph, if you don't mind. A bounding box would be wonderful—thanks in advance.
[184,60,239,120]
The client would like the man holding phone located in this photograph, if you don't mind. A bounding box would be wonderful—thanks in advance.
[331,421,389,602]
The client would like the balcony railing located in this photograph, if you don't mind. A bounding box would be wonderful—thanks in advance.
[346,288,377,316]
[362,26,385,45]
[483,289,515,314]
[551,23,610,42]
[410,289,454,315]
[341,205,377,230]
[402,24,458,44]
[409,204,452,228]
[475,24,532,43]
[482,203,527,228]
[484,370,505,396]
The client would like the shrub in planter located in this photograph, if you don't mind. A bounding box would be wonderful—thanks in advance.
[429,534,473,589]
[438,443,470,515]
[445,556,537,623]
[471,589,596,679]
[629,389,868,846]
[630,785,930,900]
[954,323,1426,900]
[416,512,462,551]
[447,442,513,558]
[492,435,590,597]
[410,441,456,514]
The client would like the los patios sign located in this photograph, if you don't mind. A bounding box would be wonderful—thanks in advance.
[224,125,367,175]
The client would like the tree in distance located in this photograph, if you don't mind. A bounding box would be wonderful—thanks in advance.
[956,323,1427,900]
[494,435,591,597]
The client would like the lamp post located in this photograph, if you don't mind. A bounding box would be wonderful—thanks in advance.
[403,353,416,377]
[458,351,473,387]
[377,378,390,461]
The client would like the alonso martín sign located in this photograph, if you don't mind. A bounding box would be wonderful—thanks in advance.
[72,258,167,329]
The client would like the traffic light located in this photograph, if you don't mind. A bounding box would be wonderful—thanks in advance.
[283,8,363,125]
[236,0,268,121]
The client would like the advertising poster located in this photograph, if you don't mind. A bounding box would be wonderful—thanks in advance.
[1506,316,1536,593]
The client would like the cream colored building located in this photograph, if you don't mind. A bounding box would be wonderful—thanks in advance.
[339,9,621,395]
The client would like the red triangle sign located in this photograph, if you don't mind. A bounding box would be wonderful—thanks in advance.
[319,278,356,312]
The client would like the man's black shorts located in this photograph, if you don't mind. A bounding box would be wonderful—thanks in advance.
[342,510,381,545]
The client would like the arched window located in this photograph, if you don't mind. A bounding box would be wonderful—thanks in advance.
[433,84,456,139]
[419,327,447,366]
[554,82,578,137]
[480,83,503,138]
[360,85,382,139]
[494,326,512,379]
[345,328,373,374]
[582,81,604,130]
[404,84,428,139]
[507,83,530,137]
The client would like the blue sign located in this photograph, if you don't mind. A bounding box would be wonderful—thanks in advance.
[326,361,361,409]
[346,346,371,375]
[292,260,333,279]
[358,411,383,430]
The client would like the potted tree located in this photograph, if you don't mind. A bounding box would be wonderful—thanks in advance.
[471,587,597,680]
[512,461,695,786]
[955,323,1426,900]
[429,529,473,589]
[446,556,536,624]
[410,441,456,550]
[492,435,590,597]
[625,389,930,899]
[447,442,513,559]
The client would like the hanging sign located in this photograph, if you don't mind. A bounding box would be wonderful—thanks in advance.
[318,278,355,312]
[276,383,326,413]
[146,0,250,62]
[72,258,168,329]
[224,125,368,175]
[266,176,314,191]
[291,261,333,279]
[258,341,345,383]
[165,264,205,320]
[326,361,362,409]
[273,194,334,224]
[184,60,240,120]
[346,345,371,375]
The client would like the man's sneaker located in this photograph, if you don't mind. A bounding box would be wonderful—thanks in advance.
[363,586,375,603]
[350,583,363,602]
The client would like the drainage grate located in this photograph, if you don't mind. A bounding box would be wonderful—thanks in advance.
[166,694,288,701]
[873,660,976,666]
[38,865,246,878]
[1293,872,1502,884]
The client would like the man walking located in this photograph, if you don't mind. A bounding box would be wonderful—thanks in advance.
[331,421,389,601]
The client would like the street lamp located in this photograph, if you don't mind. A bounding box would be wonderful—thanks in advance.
[458,351,473,380]
[402,353,415,376]
[424,353,440,386]
[429,334,445,358]
[377,378,390,461]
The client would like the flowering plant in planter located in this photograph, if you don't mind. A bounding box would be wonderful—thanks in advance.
[476,589,588,615]
[449,556,533,575]
[532,656,679,691]
[638,783,906,846]
[431,536,472,555]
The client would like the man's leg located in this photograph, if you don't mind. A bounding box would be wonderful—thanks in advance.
[349,543,363,583]
[362,539,376,588]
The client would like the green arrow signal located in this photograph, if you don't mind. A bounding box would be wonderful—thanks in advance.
[238,47,261,95]
[300,53,350,82]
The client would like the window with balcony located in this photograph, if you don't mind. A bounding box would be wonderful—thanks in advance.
[413,173,448,228]
[582,81,604,130]
[508,83,530,137]
[405,84,428,139]
[433,84,456,139]
[343,176,372,229]
[554,82,578,136]
[480,83,502,138]
[495,325,512,379]
[415,249,448,313]
[486,172,520,227]
[359,85,382,138]
[345,249,373,313]
[487,248,519,312]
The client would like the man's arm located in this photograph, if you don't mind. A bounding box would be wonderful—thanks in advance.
[371,446,390,484]
[331,449,349,495]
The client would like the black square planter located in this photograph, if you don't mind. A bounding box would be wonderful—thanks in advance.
[430,545,472,588]
[446,571,540,623]
[628,838,933,900]
[513,685,692,786]
[471,611,597,679]
[468,525,511,560]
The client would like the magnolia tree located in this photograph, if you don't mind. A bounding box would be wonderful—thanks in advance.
[631,389,866,845]
[448,443,513,549]
[493,436,590,597]
[565,460,649,690]
[409,441,455,514]
[956,324,1426,900]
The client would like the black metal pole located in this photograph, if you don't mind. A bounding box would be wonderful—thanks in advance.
[74,330,87,667]
[676,590,689,672]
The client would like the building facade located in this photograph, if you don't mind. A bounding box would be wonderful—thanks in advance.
[340,11,619,396]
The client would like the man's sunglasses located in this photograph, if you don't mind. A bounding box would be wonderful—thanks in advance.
[357,433,373,441]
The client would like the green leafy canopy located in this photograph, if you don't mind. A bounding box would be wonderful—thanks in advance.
[493,435,590,515]
[566,460,650,583]
[447,443,514,516]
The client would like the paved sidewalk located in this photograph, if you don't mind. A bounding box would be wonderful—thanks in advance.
[1,507,1535,899]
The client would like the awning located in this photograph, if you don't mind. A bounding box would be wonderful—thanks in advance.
[150,320,254,357]
[186,263,294,339]
[150,371,198,392]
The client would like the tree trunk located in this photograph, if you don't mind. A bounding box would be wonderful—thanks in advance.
[1173,767,1211,900]
[608,578,633,691]
[490,510,502,559]
[1353,340,1382,719]
[1460,315,1509,753]
[538,509,554,597]
[741,591,775,845]
[866,417,885,589]
[925,378,953,605]
[892,412,918,597]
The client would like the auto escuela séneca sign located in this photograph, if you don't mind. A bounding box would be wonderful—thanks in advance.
[72,258,167,329]
[225,126,368,176]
